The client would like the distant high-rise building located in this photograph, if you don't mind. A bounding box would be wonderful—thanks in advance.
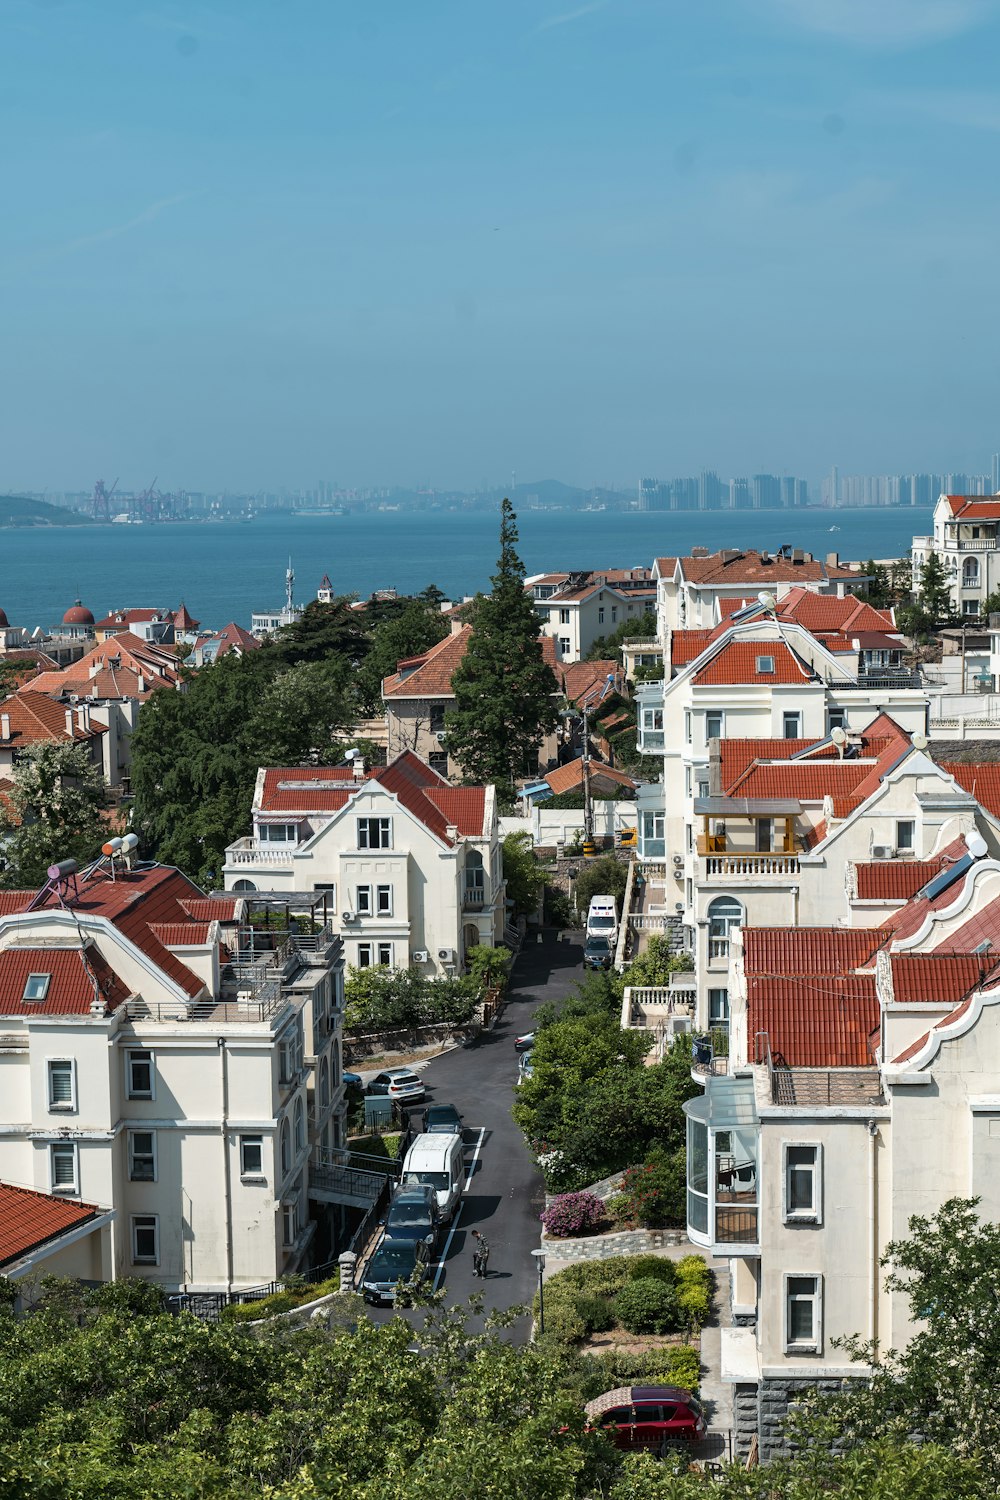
[992,453,1000,493]
[729,477,751,509]
[698,471,725,510]
[751,474,781,509]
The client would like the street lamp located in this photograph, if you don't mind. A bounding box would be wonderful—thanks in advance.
[531,1247,546,1336]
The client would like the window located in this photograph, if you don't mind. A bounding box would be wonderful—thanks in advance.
[697,777,710,799]
[126,1050,154,1100]
[896,820,916,853]
[642,812,665,841]
[376,884,392,916]
[357,817,391,849]
[756,655,774,674]
[963,599,980,615]
[356,884,373,915]
[705,710,723,742]
[708,896,742,961]
[611,607,617,623]
[282,1201,297,1246]
[558,636,571,656]
[278,1035,294,1083]
[963,557,980,584]
[684,710,692,744]
[828,708,846,731]
[258,822,296,843]
[128,1130,156,1182]
[429,751,448,775]
[294,1098,305,1152]
[559,607,571,624]
[23,972,51,1002]
[642,708,664,731]
[377,941,394,966]
[312,882,336,899]
[357,942,373,968]
[131,1215,159,1265]
[429,703,446,733]
[598,607,605,624]
[319,1059,330,1109]
[785,1275,822,1351]
[708,988,730,1030]
[783,712,801,739]
[240,1134,264,1176]
[784,1144,821,1221]
[280,1120,292,1176]
[50,1142,78,1194]
[47,1058,76,1112]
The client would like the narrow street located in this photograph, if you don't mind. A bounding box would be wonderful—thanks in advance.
[365,928,584,1339]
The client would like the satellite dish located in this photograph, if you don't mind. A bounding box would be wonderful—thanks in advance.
[911,732,928,751]
[965,831,988,859]
[758,591,777,613]
[830,726,848,746]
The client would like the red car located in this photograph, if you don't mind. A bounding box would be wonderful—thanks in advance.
[584,1385,706,1456]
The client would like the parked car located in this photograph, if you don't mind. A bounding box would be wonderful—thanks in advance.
[343,1071,363,1089]
[422,1103,463,1135]
[365,1068,426,1104]
[516,1052,535,1085]
[360,1235,431,1305]
[583,934,613,970]
[586,895,619,945]
[382,1185,440,1247]
[584,1386,706,1456]
[514,1031,535,1052]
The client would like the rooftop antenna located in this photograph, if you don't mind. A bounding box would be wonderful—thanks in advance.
[285,557,295,615]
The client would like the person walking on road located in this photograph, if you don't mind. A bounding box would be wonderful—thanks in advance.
[471,1229,490,1278]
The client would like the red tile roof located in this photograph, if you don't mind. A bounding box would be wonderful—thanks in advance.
[727,760,880,802]
[0,946,130,1016]
[889,952,999,1004]
[944,495,1000,519]
[181,897,240,922]
[424,786,488,838]
[259,765,366,814]
[658,549,861,586]
[939,764,1000,820]
[774,587,896,634]
[880,837,975,940]
[742,926,891,974]
[542,759,637,796]
[383,625,558,699]
[0,1182,103,1270]
[558,660,624,708]
[21,631,182,702]
[670,630,715,667]
[93,608,165,630]
[854,859,946,901]
[692,640,813,686]
[150,922,214,947]
[747,974,879,1067]
[0,690,107,747]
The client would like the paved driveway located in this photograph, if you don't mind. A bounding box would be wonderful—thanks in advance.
[364,928,584,1338]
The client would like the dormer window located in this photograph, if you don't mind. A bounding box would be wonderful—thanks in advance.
[756,655,774,674]
[23,973,51,1002]
[258,823,296,843]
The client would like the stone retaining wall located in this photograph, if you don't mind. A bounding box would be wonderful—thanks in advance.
[542,1226,689,1263]
[732,1382,759,1458]
[758,1376,858,1461]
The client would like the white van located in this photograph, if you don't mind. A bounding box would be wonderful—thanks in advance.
[586,895,619,944]
[400,1133,465,1222]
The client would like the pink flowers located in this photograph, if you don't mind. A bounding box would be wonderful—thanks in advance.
[540,1191,606,1238]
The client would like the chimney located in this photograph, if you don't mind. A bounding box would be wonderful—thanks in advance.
[826,551,840,567]
[76,705,90,732]
[65,708,75,737]
[137,675,146,694]
[446,824,459,844]
[352,756,366,780]
[0,713,9,741]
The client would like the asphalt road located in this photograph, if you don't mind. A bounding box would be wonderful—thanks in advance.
[365,927,585,1339]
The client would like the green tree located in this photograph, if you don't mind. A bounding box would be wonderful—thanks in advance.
[503,830,546,914]
[0,740,108,887]
[980,588,1000,619]
[917,549,955,624]
[573,855,628,920]
[862,557,893,608]
[585,613,657,661]
[248,659,354,764]
[446,500,559,786]
[271,596,369,667]
[355,596,449,715]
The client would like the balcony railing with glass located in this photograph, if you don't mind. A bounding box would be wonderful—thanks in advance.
[684,1076,759,1254]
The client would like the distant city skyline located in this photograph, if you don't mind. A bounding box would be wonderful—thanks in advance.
[3,3,1000,490]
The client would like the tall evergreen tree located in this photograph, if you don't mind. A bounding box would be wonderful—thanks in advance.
[917,549,955,622]
[446,499,558,786]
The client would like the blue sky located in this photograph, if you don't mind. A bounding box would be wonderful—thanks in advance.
[3,0,1000,493]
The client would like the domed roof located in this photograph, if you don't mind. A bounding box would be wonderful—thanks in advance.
[0,607,9,628]
[63,601,94,626]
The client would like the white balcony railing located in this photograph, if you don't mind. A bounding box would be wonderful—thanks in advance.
[705,853,800,878]
[224,838,295,867]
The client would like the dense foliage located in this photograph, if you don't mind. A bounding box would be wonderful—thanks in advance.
[540,1191,607,1238]
[573,854,628,918]
[0,741,108,887]
[503,829,547,914]
[446,500,559,787]
[537,1252,710,1349]
[585,613,657,661]
[343,965,479,1032]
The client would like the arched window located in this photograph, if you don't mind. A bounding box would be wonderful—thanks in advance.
[233,878,257,892]
[280,1119,291,1176]
[319,1058,330,1109]
[963,557,979,584]
[294,1098,305,1152]
[708,897,743,960]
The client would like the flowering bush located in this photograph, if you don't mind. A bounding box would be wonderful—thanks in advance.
[618,1146,686,1227]
[540,1191,606,1239]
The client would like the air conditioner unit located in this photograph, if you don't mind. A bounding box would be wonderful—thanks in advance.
[412,949,429,963]
[435,731,447,743]
[871,845,893,861]
[675,902,685,914]
[437,947,456,963]
[672,854,684,867]
[341,911,358,923]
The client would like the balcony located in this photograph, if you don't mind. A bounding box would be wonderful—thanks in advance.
[684,1075,760,1255]
[622,981,695,1032]
[225,837,295,867]
[462,885,486,910]
[703,851,800,878]
[955,538,998,551]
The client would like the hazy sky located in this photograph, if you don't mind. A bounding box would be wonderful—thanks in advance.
[3,0,1000,493]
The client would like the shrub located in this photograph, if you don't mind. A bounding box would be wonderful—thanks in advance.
[618,1146,686,1227]
[543,881,573,928]
[674,1255,713,1332]
[540,1191,606,1239]
[583,1344,702,1398]
[605,1192,633,1226]
[623,1255,676,1285]
[536,1294,586,1345]
[574,1293,616,1334]
[614,1277,682,1336]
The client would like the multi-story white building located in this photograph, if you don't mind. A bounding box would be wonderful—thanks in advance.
[652,547,868,635]
[222,750,504,973]
[526,568,656,662]
[686,836,1000,1459]
[912,493,1000,617]
[0,855,346,1294]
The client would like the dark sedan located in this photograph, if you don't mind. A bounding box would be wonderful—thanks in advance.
[361,1236,431,1306]
[422,1102,463,1134]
